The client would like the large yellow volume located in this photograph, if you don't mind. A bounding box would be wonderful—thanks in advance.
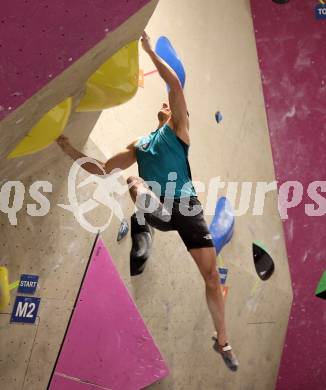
[7,97,72,159]
[0,266,10,311]
[76,40,139,112]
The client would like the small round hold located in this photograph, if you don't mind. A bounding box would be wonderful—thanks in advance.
[215,111,223,123]
[117,218,129,242]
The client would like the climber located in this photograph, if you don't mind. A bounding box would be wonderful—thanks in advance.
[56,31,238,371]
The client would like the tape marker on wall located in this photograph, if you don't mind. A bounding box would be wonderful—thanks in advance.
[217,254,225,268]
[9,281,19,291]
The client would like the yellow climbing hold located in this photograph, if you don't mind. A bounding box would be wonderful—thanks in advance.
[7,97,72,159]
[0,266,10,312]
[76,40,139,112]
[9,280,19,291]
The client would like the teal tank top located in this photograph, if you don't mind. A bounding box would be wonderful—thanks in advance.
[135,124,197,199]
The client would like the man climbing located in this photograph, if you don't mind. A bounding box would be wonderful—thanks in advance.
[56,32,238,371]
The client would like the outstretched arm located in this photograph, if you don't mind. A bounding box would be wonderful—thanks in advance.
[141,32,190,145]
[56,135,138,175]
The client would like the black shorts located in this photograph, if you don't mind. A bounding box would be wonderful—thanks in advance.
[143,196,215,251]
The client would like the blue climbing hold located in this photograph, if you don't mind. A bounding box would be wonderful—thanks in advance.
[155,36,186,89]
[117,218,129,242]
[209,197,235,254]
[215,111,223,123]
[218,267,229,285]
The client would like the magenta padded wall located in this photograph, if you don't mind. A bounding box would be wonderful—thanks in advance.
[250,1,326,389]
[49,238,169,390]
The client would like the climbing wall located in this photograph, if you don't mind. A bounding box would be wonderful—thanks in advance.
[1,0,305,388]
[250,1,326,389]
[0,1,160,389]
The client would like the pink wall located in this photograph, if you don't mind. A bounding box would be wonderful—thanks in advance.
[49,238,169,390]
[0,0,150,120]
[250,1,326,389]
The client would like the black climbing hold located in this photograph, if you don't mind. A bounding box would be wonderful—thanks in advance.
[315,271,326,300]
[117,218,129,242]
[272,0,289,4]
[252,242,275,281]
[130,213,154,276]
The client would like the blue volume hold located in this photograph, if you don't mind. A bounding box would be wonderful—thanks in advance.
[209,197,235,254]
[155,36,186,89]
